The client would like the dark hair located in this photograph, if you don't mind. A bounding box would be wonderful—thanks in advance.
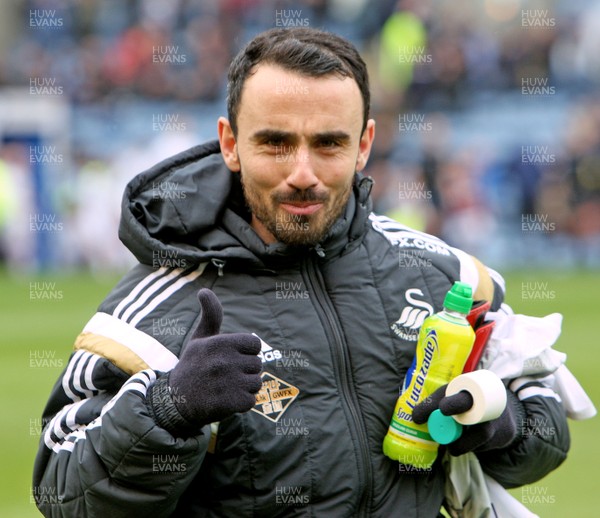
[226,27,370,136]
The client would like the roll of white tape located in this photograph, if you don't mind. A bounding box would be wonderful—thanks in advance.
[446,370,507,425]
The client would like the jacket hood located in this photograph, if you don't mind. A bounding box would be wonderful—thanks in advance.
[119,140,374,269]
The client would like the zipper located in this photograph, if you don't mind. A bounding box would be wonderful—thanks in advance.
[302,255,372,517]
[313,244,326,258]
[211,258,226,277]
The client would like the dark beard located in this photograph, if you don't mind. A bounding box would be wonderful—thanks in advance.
[240,173,353,246]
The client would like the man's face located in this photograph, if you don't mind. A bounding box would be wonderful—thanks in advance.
[218,64,375,246]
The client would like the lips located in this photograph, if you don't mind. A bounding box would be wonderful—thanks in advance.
[280,202,323,216]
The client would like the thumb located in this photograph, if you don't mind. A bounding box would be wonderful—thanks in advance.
[192,289,223,338]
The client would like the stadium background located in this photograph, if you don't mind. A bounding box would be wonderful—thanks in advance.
[0,0,598,516]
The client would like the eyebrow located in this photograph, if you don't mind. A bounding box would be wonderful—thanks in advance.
[251,129,291,143]
[250,128,352,145]
[312,130,352,145]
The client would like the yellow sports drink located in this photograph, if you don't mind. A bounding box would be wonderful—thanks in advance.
[383,282,475,468]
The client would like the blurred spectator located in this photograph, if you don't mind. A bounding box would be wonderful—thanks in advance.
[1,0,600,271]
[0,143,36,270]
[563,99,600,265]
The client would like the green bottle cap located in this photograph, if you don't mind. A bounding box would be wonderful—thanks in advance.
[443,281,473,315]
[428,409,463,445]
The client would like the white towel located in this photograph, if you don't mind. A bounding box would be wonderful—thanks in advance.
[480,304,596,419]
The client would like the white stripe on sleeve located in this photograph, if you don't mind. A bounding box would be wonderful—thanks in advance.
[129,265,206,327]
[113,267,170,319]
[82,312,179,372]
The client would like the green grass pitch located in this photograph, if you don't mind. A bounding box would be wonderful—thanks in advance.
[0,269,598,517]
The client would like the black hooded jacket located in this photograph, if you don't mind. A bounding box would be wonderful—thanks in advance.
[33,140,569,517]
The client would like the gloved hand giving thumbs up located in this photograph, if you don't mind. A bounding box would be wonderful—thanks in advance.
[147,289,263,436]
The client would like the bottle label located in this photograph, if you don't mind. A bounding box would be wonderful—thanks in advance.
[404,328,438,411]
[383,307,476,464]
[389,419,433,442]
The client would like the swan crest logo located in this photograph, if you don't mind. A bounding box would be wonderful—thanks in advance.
[391,288,434,341]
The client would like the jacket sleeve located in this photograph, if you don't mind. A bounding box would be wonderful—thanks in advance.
[476,377,570,487]
[439,251,570,486]
[477,292,570,488]
[33,264,210,517]
[368,215,571,485]
[419,235,570,486]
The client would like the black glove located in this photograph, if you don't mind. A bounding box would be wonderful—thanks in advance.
[412,384,526,455]
[148,288,263,435]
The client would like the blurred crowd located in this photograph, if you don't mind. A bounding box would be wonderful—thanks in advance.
[0,0,599,271]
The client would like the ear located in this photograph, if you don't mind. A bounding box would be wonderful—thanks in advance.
[217,116,240,172]
[356,118,376,172]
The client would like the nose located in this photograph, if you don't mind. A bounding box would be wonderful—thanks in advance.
[285,145,319,191]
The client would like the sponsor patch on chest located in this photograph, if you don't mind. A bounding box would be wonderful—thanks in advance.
[252,372,300,422]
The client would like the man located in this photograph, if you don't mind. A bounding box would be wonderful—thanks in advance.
[33,28,569,517]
